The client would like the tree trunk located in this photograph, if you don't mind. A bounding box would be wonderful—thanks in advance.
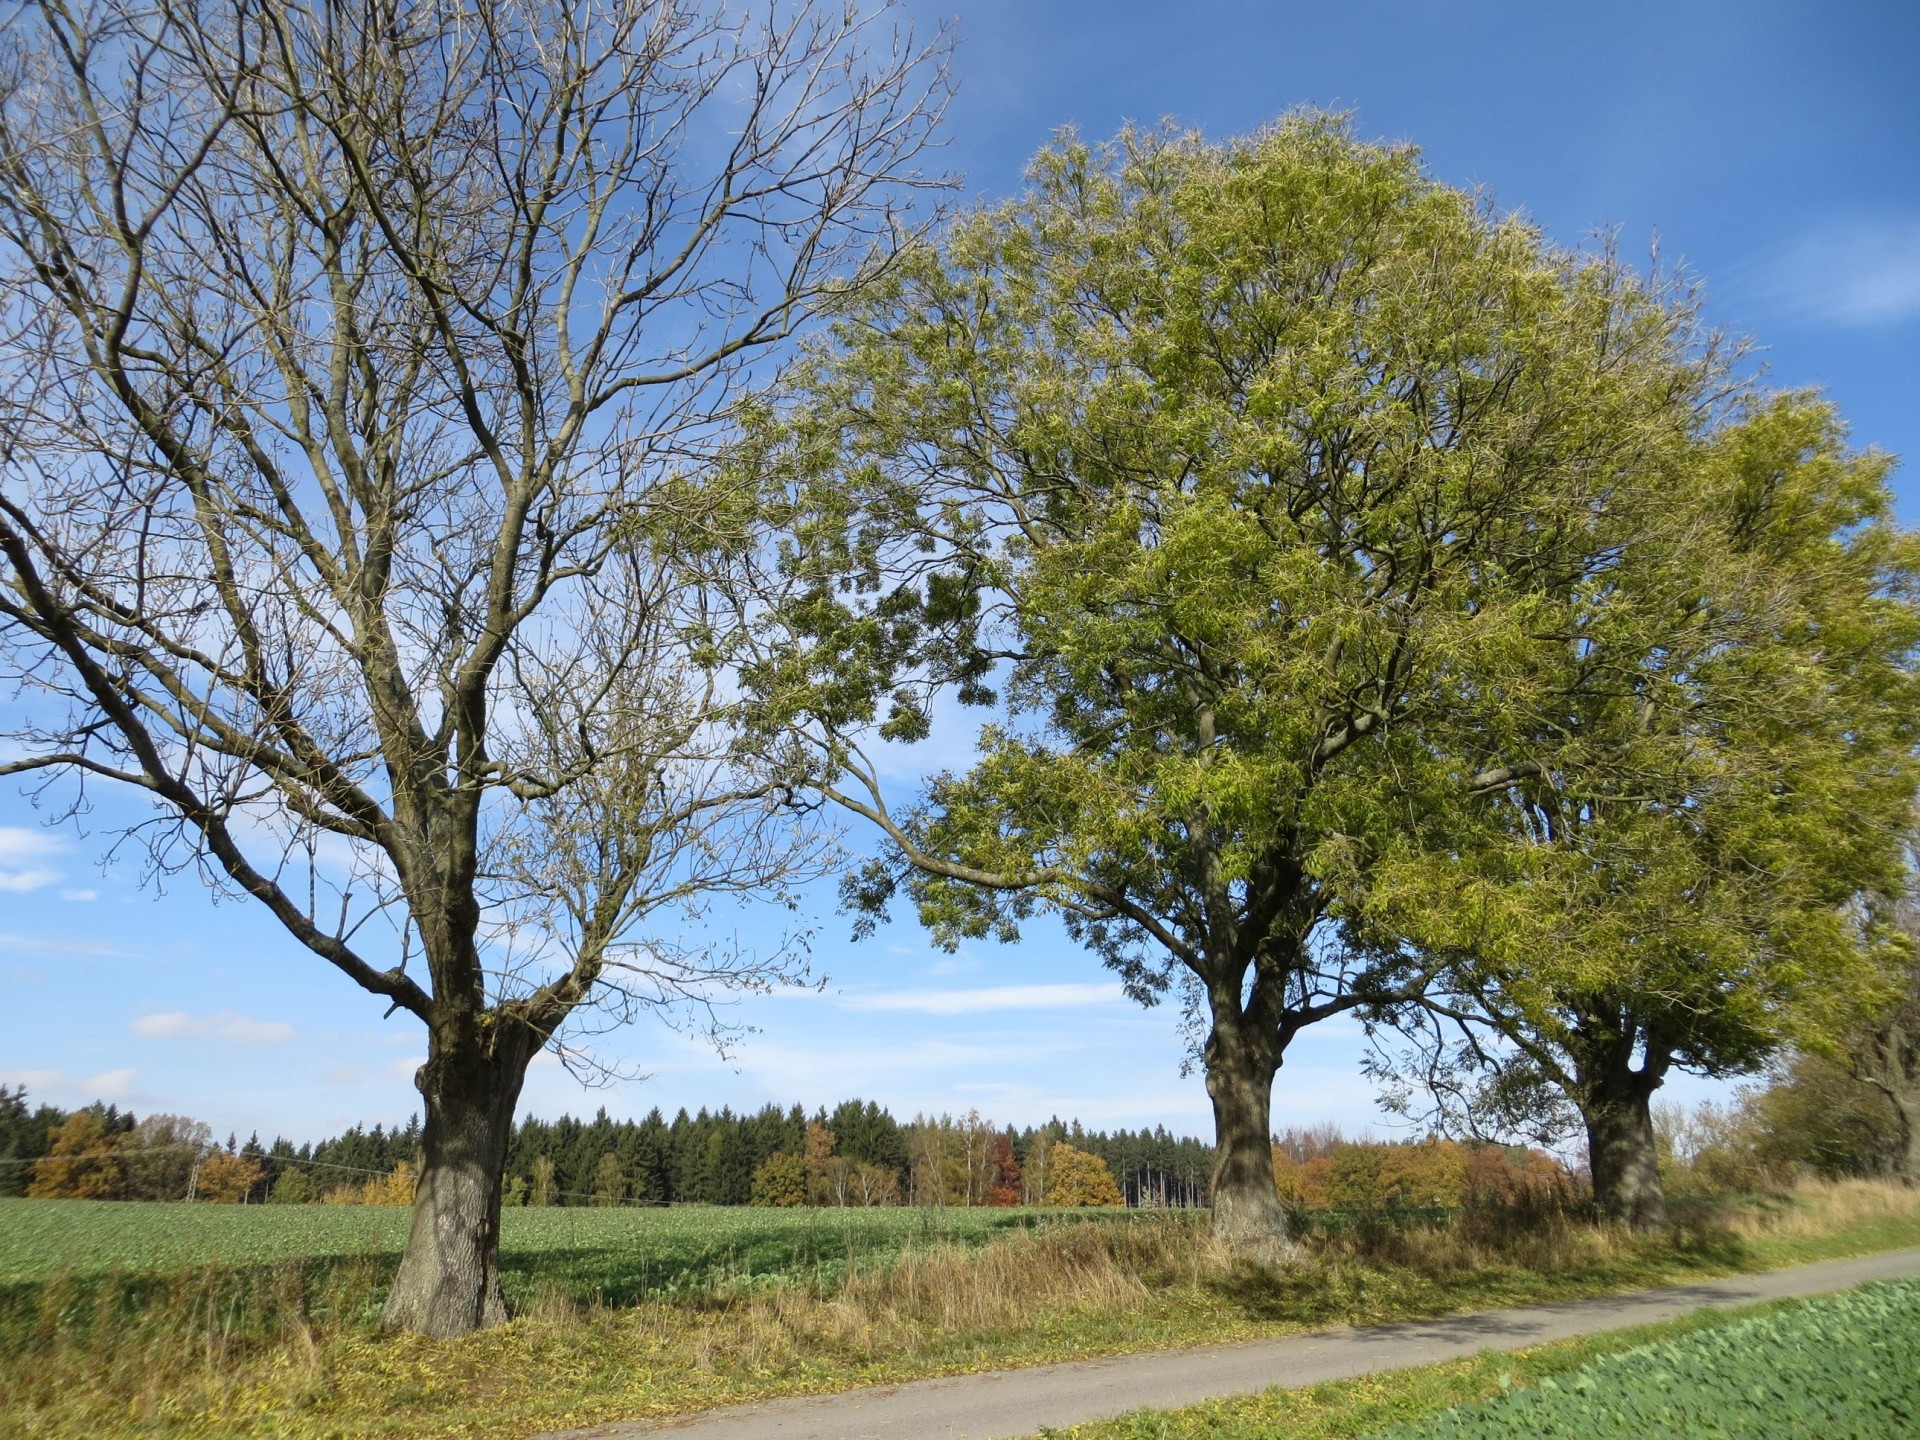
[381,1029,533,1337]
[1891,1089,1920,1185]
[1204,1012,1293,1251]
[1584,1083,1666,1230]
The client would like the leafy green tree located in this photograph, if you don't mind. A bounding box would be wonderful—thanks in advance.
[1380,398,1920,1225]
[745,116,1767,1244]
[529,1157,558,1209]
[1676,1059,1903,1187]
[120,1114,212,1202]
[270,1167,318,1204]
[750,1151,808,1207]
[590,1152,627,1208]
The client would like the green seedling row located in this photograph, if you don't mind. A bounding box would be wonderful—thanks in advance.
[1371,1277,1920,1439]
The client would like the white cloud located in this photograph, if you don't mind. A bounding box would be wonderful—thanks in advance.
[0,1065,136,1103]
[838,982,1127,1016]
[0,827,63,892]
[0,867,60,893]
[322,1064,364,1086]
[1744,217,1920,328]
[389,1056,425,1081]
[0,932,133,959]
[129,1010,296,1045]
[0,827,61,863]
[59,888,97,903]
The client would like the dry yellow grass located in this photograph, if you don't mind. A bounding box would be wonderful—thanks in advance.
[3,1180,1917,1439]
[1722,1177,1920,1241]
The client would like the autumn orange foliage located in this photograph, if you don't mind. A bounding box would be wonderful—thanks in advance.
[984,1135,1023,1206]
[321,1160,418,1206]
[1045,1142,1124,1206]
[26,1111,123,1199]
[28,1111,272,1202]
[1271,1137,1572,1212]
[194,1151,266,1203]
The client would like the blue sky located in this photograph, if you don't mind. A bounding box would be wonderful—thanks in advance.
[4,1,1917,1146]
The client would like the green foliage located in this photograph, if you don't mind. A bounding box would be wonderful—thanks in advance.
[590,1152,627,1208]
[1656,1059,1906,1196]
[775,114,1710,985]
[748,111,1917,1225]
[1366,1279,1920,1439]
[1401,390,1920,1096]
[269,1168,318,1205]
[751,1152,809,1207]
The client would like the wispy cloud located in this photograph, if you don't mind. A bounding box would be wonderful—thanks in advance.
[0,932,133,959]
[839,982,1126,1016]
[0,1065,137,1103]
[926,953,983,976]
[59,889,98,903]
[130,1010,296,1045]
[1742,217,1920,328]
[0,826,62,893]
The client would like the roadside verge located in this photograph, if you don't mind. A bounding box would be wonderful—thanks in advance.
[540,1246,1920,1440]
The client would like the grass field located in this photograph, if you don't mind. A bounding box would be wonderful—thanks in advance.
[0,1197,1093,1302]
[2,1181,1917,1439]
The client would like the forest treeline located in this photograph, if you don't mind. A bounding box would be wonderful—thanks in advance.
[0,1086,1209,1208]
[12,1055,1910,1209]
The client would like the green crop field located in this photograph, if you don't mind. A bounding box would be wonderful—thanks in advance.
[1368,1278,1920,1439]
[0,1197,1139,1303]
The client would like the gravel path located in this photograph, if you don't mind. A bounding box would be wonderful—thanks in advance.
[539,1245,1920,1440]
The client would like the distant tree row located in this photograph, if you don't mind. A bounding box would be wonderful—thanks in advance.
[1,1090,264,1202]
[1268,1130,1572,1213]
[16,1063,1920,1215]
[487,1104,1200,1209]
[0,1087,1202,1209]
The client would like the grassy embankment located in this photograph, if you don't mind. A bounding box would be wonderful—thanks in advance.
[1,1180,1916,1439]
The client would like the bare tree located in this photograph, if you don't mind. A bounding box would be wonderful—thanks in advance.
[0,0,944,1336]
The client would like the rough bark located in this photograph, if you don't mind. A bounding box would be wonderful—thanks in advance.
[1203,1008,1294,1251]
[1891,1089,1920,1185]
[381,1022,536,1337]
[1853,986,1920,1184]
[1584,1081,1666,1230]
